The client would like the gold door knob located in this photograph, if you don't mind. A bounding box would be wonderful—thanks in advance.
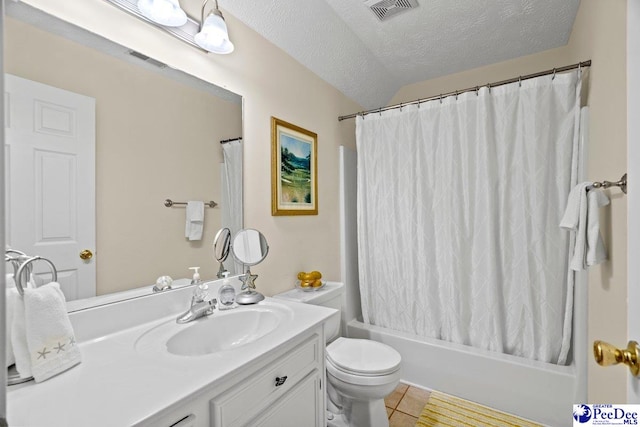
[79,249,93,260]
[593,340,640,376]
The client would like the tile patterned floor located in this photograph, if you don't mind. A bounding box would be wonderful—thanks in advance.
[384,383,431,427]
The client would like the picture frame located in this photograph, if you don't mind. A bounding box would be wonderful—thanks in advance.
[271,117,318,216]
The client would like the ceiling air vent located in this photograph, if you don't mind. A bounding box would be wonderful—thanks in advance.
[364,0,419,21]
[128,50,167,68]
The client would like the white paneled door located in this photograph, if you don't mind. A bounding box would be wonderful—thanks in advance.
[628,0,640,404]
[5,74,96,300]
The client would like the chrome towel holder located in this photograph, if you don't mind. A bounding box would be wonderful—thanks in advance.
[164,199,217,208]
[14,256,58,296]
[5,250,59,296]
[591,173,627,194]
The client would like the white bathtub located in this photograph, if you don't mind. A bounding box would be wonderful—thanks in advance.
[347,318,582,427]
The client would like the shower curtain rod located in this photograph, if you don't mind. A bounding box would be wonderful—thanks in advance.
[338,60,591,121]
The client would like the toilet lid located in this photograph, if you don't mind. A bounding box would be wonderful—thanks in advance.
[326,337,401,376]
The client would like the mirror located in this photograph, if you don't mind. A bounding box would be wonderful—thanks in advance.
[232,229,270,267]
[213,228,231,278]
[4,2,243,305]
[232,229,269,305]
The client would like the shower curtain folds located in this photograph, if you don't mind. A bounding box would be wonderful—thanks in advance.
[355,71,582,365]
[221,138,243,275]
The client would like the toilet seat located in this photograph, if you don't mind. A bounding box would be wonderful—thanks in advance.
[326,338,401,385]
[326,357,401,386]
[327,338,401,375]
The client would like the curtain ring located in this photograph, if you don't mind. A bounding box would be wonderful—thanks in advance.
[399,102,403,112]
[518,76,522,87]
[455,90,458,100]
[417,99,421,109]
[378,108,382,116]
[578,62,582,74]
[439,94,443,104]
[552,68,556,80]
[475,86,479,96]
[487,83,491,94]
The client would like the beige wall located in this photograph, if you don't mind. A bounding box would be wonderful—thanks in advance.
[391,0,628,402]
[5,17,242,294]
[19,0,360,299]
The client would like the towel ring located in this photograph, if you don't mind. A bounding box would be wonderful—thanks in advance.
[5,251,32,287]
[15,256,58,296]
[5,253,25,277]
[6,249,27,257]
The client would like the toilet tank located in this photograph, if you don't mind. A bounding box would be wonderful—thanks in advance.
[273,282,344,343]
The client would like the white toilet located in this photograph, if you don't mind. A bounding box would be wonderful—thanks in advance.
[274,282,401,427]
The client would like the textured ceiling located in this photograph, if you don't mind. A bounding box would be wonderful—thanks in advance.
[196,0,579,109]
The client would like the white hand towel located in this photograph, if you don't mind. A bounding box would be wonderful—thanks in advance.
[5,288,18,368]
[6,273,16,288]
[16,282,81,382]
[586,188,610,266]
[185,201,205,241]
[7,273,39,370]
[12,291,32,378]
[560,182,609,270]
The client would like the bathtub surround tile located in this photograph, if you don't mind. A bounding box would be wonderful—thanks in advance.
[396,386,431,417]
[386,407,394,418]
[388,410,418,427]
[385,382,409,409]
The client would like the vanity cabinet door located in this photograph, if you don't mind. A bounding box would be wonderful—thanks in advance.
[209,332,324,427]
[250,370,323,427]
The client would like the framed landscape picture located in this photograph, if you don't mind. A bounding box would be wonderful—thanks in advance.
[271,117,318,216]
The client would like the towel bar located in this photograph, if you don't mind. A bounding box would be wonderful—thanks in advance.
[591,173,627,194]
[164,199,217,208]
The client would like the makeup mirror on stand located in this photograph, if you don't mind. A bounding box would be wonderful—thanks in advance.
[213,228,232,278]
[231,229,269,304]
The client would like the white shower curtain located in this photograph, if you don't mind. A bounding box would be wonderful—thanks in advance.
[356,71,582,365]
[221,139,243,275]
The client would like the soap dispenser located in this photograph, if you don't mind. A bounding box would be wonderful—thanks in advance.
[217,271,237,310]
[189,267,208,302]
[189,266,202,284]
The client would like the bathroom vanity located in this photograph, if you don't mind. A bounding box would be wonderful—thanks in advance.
[7,279,337,426]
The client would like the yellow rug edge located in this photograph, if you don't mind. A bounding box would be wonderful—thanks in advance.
[415,390,543,427]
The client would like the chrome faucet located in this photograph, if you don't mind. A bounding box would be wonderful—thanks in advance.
[176,267,216,324]
[176,294,217,324]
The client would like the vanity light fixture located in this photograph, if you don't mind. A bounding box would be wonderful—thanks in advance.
[137,0,187,27]
[105,0,234,54]
[194,0,234,54]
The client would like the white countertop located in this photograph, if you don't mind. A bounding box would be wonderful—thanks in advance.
[7,289,336,427]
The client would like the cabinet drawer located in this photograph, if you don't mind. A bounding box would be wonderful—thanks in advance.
[250,371,322,427]
[210,334,322,426]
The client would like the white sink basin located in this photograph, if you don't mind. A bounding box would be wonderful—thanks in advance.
[135,303,294,357]
[168,309,281,356]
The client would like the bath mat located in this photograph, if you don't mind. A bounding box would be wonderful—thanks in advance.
[415,391,542,427]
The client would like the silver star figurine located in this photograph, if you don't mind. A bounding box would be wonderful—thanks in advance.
[240,271,258,290]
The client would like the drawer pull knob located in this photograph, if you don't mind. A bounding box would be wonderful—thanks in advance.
[275,376,287,387]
